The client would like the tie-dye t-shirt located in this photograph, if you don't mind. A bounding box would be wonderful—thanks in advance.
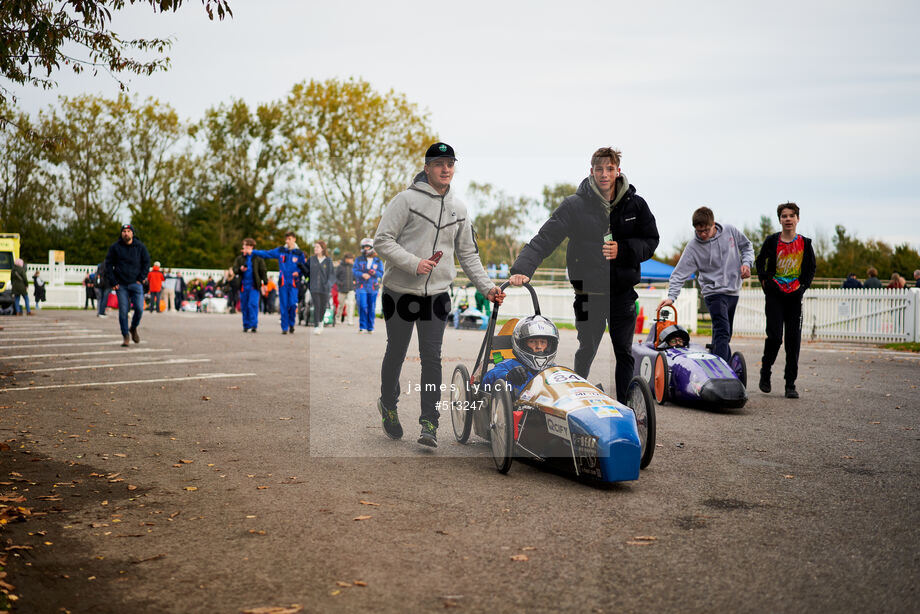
[774,235,804,293]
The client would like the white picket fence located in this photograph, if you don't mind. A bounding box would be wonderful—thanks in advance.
[735,288,920,343]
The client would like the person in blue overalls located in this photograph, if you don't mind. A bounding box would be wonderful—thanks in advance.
[252,232,309,334]
[353,237,383,333]
[233,238,268,333]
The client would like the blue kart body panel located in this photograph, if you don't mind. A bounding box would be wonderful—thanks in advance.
[632,339,747,409]
[513,367,642,482]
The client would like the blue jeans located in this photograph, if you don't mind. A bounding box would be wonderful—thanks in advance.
[116,282,144,336]
[97,288,110,315]
[13,293,30,314]
[704,293,739,363]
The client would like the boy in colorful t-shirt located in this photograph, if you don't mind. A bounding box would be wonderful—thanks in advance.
[754,202,816,398]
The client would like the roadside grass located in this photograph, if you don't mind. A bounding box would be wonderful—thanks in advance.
[883,342,920,353]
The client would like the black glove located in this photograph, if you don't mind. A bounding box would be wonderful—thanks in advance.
[508,366,528,387]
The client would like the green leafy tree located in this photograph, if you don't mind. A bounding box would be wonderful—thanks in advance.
[466,182,531,266]
[282,78,437,252]
[0,0,231,109]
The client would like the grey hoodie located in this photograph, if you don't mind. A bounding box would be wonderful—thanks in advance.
[374,172,493,297]
[667,223,754,300]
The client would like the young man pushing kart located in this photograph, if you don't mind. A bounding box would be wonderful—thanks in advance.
[373,142,505,448]
[509,147,659,403]
[658,206,754,364]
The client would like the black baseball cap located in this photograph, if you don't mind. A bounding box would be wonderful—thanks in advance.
[121,224,135,233]
[425,142,457,163]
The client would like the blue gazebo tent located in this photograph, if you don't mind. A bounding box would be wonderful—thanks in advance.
[640,258,693,282]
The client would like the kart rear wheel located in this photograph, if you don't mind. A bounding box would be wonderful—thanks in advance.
[653,353,670,404]
[489,379,514,474]
[730,351,747,388]
[627,376,656,469]
[450,364,473,444]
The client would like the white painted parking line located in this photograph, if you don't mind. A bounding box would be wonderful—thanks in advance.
[1,348,172,360]
[0,372,256,393]
[0,341,135,351]
[14,358,211,373]
[803,347,920,360]
[1,335,110,342]
[0,329,103,334]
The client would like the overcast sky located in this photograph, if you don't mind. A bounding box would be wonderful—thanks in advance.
[14,0,920,255]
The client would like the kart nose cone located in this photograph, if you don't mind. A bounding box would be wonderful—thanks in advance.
[700,378,747,408]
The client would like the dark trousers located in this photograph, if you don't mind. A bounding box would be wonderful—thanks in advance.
[573,292,637,403]
[380,288,451,427]
[704,293,739,363]
[761,292,803,385]
[148,291,161,312]
[85,289,96,309]
[310,291,329,326]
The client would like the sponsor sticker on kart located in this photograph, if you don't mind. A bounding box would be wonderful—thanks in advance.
[571,432,602,479]
[545,371,587,385]
[519,390,534,402]
[590,405,623,418]
[535,395,553,406]
[684,352,716,360]
[545,414,571,442]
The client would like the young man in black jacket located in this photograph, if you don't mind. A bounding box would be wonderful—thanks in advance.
[105,224,151,347]
[509,147,659,402]
[754,202,816,399]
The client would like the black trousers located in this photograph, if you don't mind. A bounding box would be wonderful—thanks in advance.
[761,292,803,385]
[380,288,451,427]
[573,291,637,403]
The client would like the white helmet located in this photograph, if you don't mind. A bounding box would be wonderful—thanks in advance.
[360,238,373,249]
[511,315,559,371]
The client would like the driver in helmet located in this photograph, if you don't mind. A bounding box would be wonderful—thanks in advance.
[656,324,690,350]
[482,315,560,396]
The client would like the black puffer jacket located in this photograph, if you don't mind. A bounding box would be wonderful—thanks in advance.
[512,177,659,294]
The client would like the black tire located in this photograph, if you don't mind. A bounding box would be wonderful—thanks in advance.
[489,379,514,474]
[730,351,747,388]
[450,364,473,444]
[653,352,670,405]
[627,376,656,470]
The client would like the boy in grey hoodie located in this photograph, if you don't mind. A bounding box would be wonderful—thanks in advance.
[374,142,504,448]
[658,207,754,363]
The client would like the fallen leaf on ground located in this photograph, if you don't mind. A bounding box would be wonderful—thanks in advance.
[113,453,127,458]
[241,607,304,614]
[335,581,351,587]
[248,530,266,535]
[353,515,372,521]
[783,475,795,479]
[183,486,198,491]
[359,500,379,506]
[257,486,269,490]
[201,396,210,401]
[353,580,367,587]
[510,554,529,561]
[522,546,537,551]
[127,485,137,491]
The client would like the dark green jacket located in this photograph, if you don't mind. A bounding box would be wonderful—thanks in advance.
[11,264,28,295]
[233,253,268,288]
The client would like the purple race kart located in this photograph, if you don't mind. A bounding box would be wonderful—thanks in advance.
[632,305,748,409]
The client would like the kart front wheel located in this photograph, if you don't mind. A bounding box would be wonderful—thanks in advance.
[489,379,514,474]
[729,351,747,388]
[627,376,656,469]
[654,353,670,404]
[450,364,473,444]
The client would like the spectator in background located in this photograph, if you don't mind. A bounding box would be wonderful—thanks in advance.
[32,271,46,310]
[234,238,268,332]
[83,271,96,310]
[335,252,356,326]
[261,277,277,314]
[886,272,906,289]
[657,206,753,364]
[863,267,883,289]
[307,240,335,335]
[224,268,241,314]
[162,270,177,311]
[252,232,308,334]
[354,238,383,334]
[914,269,920,288]
[104,224,150,347]
[11,259,30,315]
[175,272,186,309]
[147,261,165,312]
[755,203,816,399]
[96,260,111,318]
[841,272,862,289]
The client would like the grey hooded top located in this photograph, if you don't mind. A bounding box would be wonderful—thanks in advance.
[667,223,754,300]
[374,172,493,297]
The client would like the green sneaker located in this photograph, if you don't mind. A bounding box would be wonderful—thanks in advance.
[377,398,403,440]
[417,419,438,448]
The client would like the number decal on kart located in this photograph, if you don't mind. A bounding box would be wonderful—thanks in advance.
[545,371,587,385]
[640,356,652,384]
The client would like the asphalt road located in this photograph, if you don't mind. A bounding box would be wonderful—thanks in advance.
[0,309,917,613]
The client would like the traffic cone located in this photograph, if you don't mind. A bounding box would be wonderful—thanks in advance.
[635,306,645,334]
